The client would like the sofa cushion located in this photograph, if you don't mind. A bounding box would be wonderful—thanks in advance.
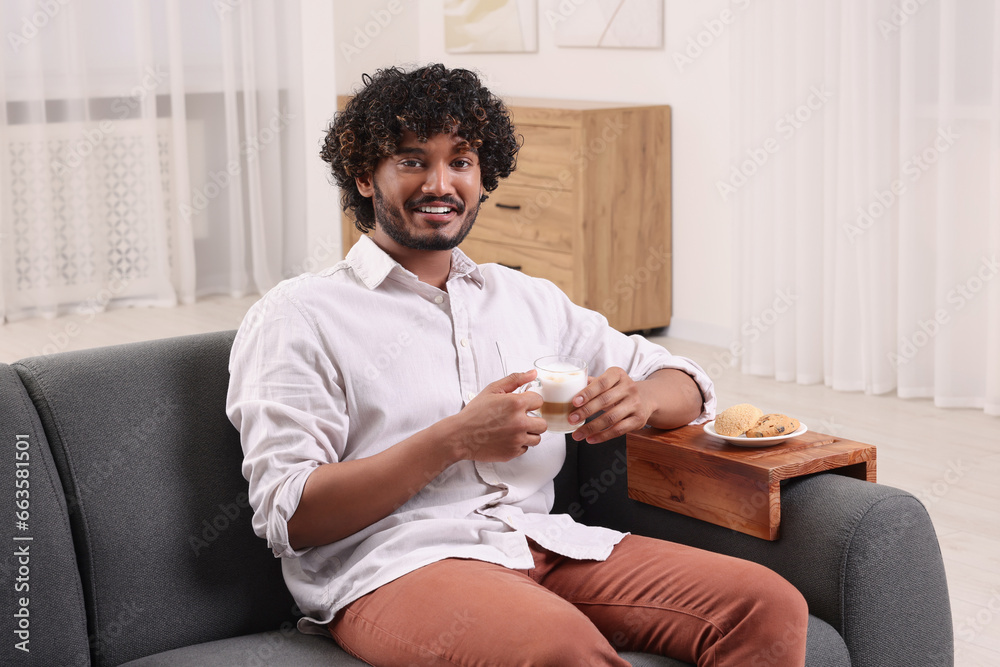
[118,629,368,666]
[116,615,847,666]
[0,363,91,665]
[13,331,296,666]
[115,629,688,667]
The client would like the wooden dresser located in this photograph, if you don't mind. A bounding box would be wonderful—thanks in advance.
[340,98,671,332]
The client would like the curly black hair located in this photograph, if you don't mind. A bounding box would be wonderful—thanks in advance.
[320,64,520,233]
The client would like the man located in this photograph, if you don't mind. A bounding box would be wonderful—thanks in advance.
[227,64,808,666]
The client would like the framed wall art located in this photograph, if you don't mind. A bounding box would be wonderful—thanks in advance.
[445,0,539,53]
[552,0,663,49]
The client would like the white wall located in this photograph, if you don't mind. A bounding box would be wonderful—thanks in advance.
[331,0,734,345]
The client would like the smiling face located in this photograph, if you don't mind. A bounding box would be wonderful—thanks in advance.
[356,130,484,253]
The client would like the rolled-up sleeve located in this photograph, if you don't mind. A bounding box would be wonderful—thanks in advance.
[226,288,349,558]
[554,284,717,425]
[621,333,717,424]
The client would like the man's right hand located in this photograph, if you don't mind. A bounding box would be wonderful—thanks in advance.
[445,370,547,463]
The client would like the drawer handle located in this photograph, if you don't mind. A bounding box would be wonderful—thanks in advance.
[495,203,522,210]
[498,262,523,271]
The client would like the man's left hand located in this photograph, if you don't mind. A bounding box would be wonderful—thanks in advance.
[568,367,652,444]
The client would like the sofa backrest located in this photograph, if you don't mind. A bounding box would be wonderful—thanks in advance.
[11,330,296,666]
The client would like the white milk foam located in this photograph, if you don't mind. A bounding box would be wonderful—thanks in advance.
[538,362,587,403]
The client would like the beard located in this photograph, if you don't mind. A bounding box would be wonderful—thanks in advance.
[373,182,481,251]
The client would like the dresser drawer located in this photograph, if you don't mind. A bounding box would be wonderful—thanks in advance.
[472,181,576,251]
[459,237,575,300]
[507,124,576,190]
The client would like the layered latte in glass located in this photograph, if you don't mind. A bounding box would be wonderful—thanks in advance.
[532,355,588,433]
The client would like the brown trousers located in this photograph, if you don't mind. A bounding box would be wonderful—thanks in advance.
[328,535,809,667]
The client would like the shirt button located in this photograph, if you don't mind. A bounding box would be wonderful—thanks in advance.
[433,295,444,304]
[466,391,476,401]
[460,338,469,347]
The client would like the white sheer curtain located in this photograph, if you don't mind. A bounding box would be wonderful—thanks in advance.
[730,0,1000,415]
[0,0,306,323]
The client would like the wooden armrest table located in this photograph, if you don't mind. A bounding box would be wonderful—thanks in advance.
[626,425,877,540]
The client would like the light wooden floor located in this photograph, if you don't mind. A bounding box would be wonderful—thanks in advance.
[2,297,998,666]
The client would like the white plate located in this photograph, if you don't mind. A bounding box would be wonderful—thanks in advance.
[703,420,808,447]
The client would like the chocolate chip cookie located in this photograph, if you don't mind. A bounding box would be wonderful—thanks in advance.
[745,414,800,438]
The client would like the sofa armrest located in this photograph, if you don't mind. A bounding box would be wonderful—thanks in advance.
[571,438,954,667]
[0,364,91,666]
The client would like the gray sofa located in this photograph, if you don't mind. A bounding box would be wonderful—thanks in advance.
[1,330,953,666]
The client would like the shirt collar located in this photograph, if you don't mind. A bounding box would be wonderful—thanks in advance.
[347,234,485,291]
[448,245,485,289]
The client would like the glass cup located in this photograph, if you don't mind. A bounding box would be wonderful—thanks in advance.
[527,355,589,433]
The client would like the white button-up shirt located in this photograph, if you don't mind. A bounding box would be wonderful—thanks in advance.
[227,235,716,634]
